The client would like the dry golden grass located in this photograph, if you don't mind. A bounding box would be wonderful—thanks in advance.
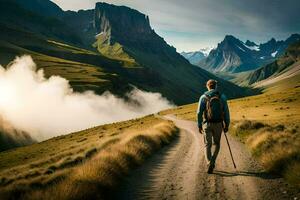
[247,126,300,187]
[161,76,300,187]
[0,116,178,200]
[160,74,300,127]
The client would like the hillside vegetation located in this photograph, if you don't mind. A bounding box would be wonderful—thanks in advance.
[160,75,300,187]
[0,115,178,199]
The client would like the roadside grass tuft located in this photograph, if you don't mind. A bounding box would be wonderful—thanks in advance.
[0,119,179,199]
[245,123,300,187]
[231,120,267,141]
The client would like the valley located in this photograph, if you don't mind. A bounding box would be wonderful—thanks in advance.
[0,74,299,199]
[0,0,299,199]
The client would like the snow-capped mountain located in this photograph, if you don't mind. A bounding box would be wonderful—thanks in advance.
[198,34,300,73]
[181,51,205,65]
[181,47,214,65]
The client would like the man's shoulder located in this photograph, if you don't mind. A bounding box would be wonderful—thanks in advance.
[200,94,208,99]
[220,93,228,101]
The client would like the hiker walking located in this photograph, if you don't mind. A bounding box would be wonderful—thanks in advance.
[197,79,230,174]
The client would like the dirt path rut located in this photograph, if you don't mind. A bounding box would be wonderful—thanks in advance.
[115,116,300,200]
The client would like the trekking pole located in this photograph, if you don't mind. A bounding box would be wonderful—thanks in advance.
[224,133,237,169]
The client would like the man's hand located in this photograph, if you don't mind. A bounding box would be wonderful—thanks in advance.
[223,126,228,133]
[199,126,203,134]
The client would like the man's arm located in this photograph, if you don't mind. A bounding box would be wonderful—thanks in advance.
[197,95,206,132]
[221,94,230,131]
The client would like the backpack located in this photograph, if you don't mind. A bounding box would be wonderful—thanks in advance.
[204,92,224,123]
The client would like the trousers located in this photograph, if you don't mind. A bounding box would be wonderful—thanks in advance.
[203,122,223,165]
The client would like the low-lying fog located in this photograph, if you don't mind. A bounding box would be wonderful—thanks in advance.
[0,56,174,141]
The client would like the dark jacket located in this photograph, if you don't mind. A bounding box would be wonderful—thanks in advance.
[197,89,230,128]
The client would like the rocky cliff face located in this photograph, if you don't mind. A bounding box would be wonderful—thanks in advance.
[91,3,246,103]
[63,9,97,46]
[199,35,255,72]
[93,2,179,57]
[94,3,153,46]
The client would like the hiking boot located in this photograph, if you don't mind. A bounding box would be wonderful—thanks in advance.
[207,163,215,174]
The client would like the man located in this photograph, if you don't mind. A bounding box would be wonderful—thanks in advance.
[197,79,230,174]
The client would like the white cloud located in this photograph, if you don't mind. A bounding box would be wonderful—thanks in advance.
[0,56,174,141]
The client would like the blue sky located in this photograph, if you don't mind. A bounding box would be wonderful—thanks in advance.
[52,0,300,52]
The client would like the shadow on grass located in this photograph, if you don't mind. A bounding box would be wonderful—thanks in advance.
[213,170,280,180]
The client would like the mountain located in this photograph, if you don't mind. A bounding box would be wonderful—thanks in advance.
[0,0,82,45]
[198,34,300,73]
[12,0,65,18]
[181,47,213,65]
[181,51,206,65]
[234,41,300,87]
[0,1,247,107]
[91,3,248,103]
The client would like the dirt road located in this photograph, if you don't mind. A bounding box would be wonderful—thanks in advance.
[115,116,300,200]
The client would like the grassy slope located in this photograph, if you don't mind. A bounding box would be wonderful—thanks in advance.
[93,33,138,68]
[0,115,178,199]
[0,23,249,105]
[0,25,135,96]
[160,74,300,125]
[160,75,300,187]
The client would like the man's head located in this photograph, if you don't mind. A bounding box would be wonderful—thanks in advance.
[206,79,217,90]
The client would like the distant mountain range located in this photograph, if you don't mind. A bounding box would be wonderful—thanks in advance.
[234,40,300,87]
[198,34,300,73]
[181,47,213,65]
[181,51,206,65]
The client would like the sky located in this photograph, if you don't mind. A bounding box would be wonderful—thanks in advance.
[52,0,300,52]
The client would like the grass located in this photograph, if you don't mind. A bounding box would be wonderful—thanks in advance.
[160,75,300,187]
[0,38,132,96]
[0,23,248,105]
[93,33,138,68]
[245,121,300,187]
[160,74,300,126]
[0,115,178,199]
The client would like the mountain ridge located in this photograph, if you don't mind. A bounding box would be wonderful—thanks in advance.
[198,34,300,73]
[181,51,206,65]
[233,41,300,87]
[0,0,247,107]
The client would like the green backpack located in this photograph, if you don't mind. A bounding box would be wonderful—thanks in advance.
[204,92,224,123]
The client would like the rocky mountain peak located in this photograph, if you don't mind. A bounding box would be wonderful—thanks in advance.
[268,38,277,44]
[223,35,239,42]
[285,33,300,44]
[198,34,300,73]
[94,2,153,45]
[245,40,257,47]
[219,35,243,50]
